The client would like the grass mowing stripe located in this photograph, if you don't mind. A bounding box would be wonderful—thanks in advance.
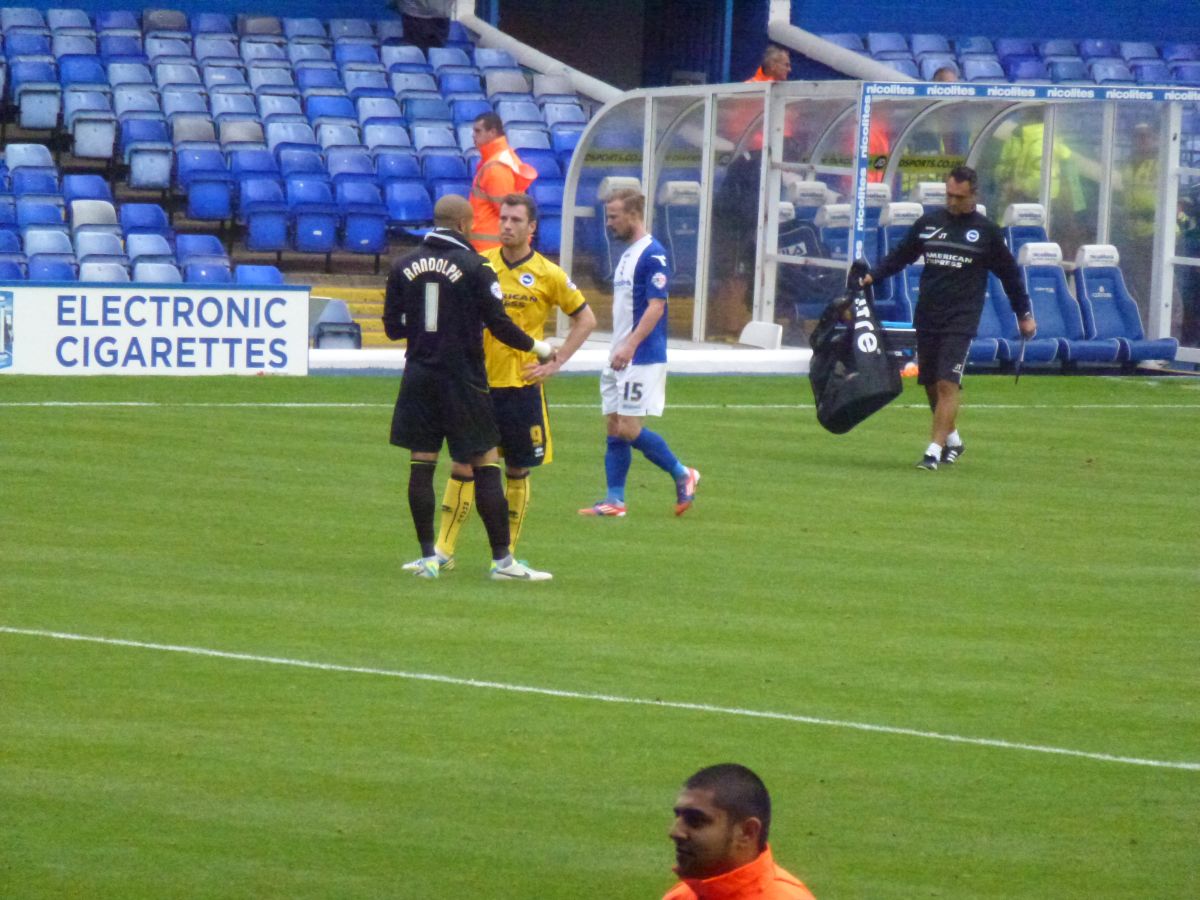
[4,625,1197,773]
[3,401,1200,410]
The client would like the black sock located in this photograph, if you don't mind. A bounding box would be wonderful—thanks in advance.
[473,463,511,561]
[408,460,437,558]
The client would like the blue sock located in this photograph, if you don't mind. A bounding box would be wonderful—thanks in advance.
[632,429,687,480]
[604,436,631,502]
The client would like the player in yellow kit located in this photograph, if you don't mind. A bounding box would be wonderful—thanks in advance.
[404,193,596,572]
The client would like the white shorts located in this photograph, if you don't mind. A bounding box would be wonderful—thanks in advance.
[601,363,667,417]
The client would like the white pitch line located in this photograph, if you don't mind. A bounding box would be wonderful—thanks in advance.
[2,401,1200,411]
[2,626,1196,772]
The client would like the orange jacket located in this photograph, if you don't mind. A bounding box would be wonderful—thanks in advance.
[745,67,781,83]
[469,134,537,251]
[663,846,816,900]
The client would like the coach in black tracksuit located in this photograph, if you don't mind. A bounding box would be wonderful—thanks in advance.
[863,165,1037,471]
[384,194,553,573]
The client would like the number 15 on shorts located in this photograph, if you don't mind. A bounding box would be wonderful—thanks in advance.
[623,381,643,402]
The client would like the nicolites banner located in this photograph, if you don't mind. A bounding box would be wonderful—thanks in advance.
[0,283,310,376]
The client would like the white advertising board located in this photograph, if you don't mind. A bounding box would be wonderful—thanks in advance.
[0,282,310,376]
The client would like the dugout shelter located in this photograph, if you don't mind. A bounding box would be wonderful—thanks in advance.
[560,78,1200,365]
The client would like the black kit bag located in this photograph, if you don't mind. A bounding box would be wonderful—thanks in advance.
[808,266,903,434]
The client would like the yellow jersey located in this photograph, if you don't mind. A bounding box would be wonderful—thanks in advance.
[482,247,587,388]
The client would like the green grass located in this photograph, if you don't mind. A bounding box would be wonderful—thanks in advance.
[1,373,1198,899]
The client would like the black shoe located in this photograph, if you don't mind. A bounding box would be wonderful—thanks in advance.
[916,454,939,471]
[941,442,965,465]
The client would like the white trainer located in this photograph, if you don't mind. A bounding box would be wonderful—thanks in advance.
[489,558,553,581]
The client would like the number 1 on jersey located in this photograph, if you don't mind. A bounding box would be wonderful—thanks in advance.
[424,282,439,332]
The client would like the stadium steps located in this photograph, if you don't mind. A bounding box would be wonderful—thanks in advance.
[310,285,388,346]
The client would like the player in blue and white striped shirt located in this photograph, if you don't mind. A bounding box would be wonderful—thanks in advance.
[579,188,700,518]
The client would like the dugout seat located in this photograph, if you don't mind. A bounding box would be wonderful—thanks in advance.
[655,180,699,290]
[1071,244,1178,365]
[1002,203,1048,257]
[984,273,1059,366]
[1018,242,1121,365]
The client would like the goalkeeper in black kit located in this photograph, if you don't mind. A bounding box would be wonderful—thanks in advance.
[861,165,1037,470]
[384,195,556,580]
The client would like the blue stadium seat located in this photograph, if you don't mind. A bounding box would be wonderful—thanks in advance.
[162,89,209,123]
[1120,41,1159,63]
[155,63,203,94]
[334,43,384,72]
[286,177,340,253]
[63,175,113,206]
[337,181,389,263]
[1019,242,1120,364]
[375,150,422,183]
[422,153,469,183]
[391,71,438,97]
[267,121,320,156]
[1002,204,1048,257]
[819,33,865,53]
[1079,39,1121,60]
[176,233,230,269]
[357,97,405,130]
[17,201,67,235]
[250,67,300,97]
[910,34,951,59]
[439,71,484,101]
[284,18,328,44]
[329,18,375,43]
[542,102,585,129]
[0,260,27,281]
[203,66,251,95]
[474,48,517,72]
[815,203,851,261]
[69,199,121,238]
[509,127,552,152]
[120,203,173,241]
[278,147,327,179]
[343,69,392,101]
[13,170,63,207]
[126,233,175,267]
[1072,244,1178,364]
[1132,61,1171,84]
[983,273,1058,366]
[1172,62,1200,85]
[28,256,79,282]
[113,86,162,122]
[10,61,63,129]
[289,43,336,70]
[385,180,433,227]
[47,9,93,34]
[520,148,561,182]
[428,47,476,75]
[994,38,1036,60]
[962,57,1004,82]
[74,231,129,268]
[99,35,147,64]
[144,9,190,43]
[1162,42,1200,64]
[532,73,577,106]
[184,262,232,284]
[1091,59,1135,84]
[296,67,348,99]
[307,94,357,129]
[24,228,77,266]
[375,20,406,45]
[0,231,29,274]
[235,264,285,284]
[1037,39,1078,59]
[406,96,453,125]
[121,119,173,188]
[240,178,289,253]
[1006,57,1048,81]
[317,123,362,153]
[108,63,154,90]
[195,36,241,69]
[485,70,532,103]
[212,92,258,124]
[176,149,234,221]
[326,146,377,185]
[1050,60,1089,82]
[383,45,431,74]
[133,261,183,282]
[866,33,907,57]
[238,15,285,44]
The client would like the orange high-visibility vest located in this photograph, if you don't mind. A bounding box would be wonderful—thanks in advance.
[469,135,537,251]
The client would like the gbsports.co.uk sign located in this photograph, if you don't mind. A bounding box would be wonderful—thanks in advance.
[0,282,310,376]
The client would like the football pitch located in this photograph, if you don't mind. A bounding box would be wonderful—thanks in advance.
[1,372,1197,899]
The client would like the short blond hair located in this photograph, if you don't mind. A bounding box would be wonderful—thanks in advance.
[608,188,645,218]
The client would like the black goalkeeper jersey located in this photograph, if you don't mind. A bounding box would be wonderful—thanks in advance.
[383,228,534,390]
[869,208,1031,335]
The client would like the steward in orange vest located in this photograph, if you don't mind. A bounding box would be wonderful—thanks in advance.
[469,113,537,251]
